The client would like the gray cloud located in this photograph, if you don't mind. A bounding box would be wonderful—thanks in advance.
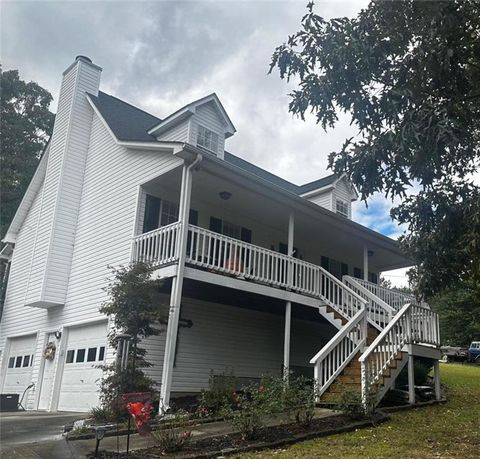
[4,0,421,285]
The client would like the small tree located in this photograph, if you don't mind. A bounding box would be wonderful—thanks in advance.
[98,262,168,416]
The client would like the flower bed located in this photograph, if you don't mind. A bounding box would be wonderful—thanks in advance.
[94,412,388,459]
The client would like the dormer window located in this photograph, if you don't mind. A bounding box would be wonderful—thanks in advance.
[197,125,219,154]
[336,199,349,218]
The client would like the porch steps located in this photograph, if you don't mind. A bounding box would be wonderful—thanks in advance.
[318,348,408,405]
[317,305,345,329]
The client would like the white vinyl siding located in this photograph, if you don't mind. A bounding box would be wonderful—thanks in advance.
[189,102,225,159]
[143,297,335,393]
[0,111,182,410]
[307,191,333,211]
[24,60,101,307]
[156,119,189,142]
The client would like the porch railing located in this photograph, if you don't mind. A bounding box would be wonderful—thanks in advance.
[185,224,366,319]
[350,277,421,311]
[131,222,181,267]
[132,223,366,319]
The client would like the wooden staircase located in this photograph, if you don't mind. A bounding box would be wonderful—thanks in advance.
[318,325,379,404]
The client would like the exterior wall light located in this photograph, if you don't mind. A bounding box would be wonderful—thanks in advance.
[54,331,62,340]
[219,191,232,200]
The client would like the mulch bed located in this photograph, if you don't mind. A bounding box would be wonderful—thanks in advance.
[94,412,388,458]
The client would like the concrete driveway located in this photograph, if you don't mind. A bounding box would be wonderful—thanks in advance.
[0,411,87,458]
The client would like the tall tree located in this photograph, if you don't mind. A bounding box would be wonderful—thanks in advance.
[1,67,54,238]
[270,1,480,299]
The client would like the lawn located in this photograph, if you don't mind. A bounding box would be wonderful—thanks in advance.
[240,364,480,459]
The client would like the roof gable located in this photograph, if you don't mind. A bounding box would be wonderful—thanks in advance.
[147,93,236,138]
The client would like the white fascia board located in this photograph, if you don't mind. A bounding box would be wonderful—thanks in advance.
[86,95,183,154]
[2,143,50,244]
[0,243,14,260]
[147,108,194,136]
[299,184,335,199]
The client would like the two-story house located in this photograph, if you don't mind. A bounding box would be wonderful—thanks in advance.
[0,56,441,412]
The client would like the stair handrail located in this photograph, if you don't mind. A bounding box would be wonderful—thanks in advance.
[343,276,396,327]
[349,277,420,310]
[310,307,368,398]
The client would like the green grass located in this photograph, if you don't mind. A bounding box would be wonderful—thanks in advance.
[240,364,480,459]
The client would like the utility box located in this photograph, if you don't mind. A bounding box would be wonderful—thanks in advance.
[0,394,19,412]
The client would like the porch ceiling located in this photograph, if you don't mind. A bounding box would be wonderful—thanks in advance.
[145,155,412,273]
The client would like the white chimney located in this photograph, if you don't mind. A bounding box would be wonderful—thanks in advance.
[25,56,102,308]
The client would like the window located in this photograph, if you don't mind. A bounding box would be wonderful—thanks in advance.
[22,355,30,367]
[98,346,105,361]
[196,125,219,154]
[66,350,75,364]
[321,256,348,280]
[209,217,252,242]
[336,199,349,218]
[76,349,86,363]
[8,357,14,368]
[160,200,179,226]
[15,356,22,368]
[87,347,97,362]
[222,220,242,239]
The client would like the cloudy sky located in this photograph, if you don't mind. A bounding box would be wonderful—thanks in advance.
[2,0,410,285]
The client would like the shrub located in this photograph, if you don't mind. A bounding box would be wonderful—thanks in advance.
[198,369,238,416]
[283,375,317,425]
[334,385,377,420]
[89,405,114,424]
[334,388,365,420]
[151,410,192,453]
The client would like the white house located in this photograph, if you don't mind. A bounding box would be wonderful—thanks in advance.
[0,56,441,413]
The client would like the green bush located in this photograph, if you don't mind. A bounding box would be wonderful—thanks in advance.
[151,410,192,453]
[283,375,317,425]
[220,373,318,439]
[89,405,114,423]
[198,369,238,416]
[333,388,365,420]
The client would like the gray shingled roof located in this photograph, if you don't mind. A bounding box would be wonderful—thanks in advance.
[90,91,339,195]
[89,91,161,142]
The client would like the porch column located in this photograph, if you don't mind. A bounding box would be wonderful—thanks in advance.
[283,211,295,377]
[363,244,369,281]
[159,154,202,413]
[433,360,441,400]
[408,351,415,404]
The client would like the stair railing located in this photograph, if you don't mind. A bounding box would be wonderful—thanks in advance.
[310,307,368,398]
[343,276,396,329]
[359,303,440,406]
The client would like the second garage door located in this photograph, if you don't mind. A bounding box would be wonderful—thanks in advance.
[2,334,36,399]
[57,322,107,412]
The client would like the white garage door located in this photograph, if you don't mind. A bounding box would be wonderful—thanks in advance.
[57,322,107,412]
[3,335,36,397]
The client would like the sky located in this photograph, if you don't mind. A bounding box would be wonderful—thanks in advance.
[1,0,412,286]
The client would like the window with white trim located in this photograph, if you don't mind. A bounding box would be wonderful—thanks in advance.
[336,199,349,218]
[160,200,179,226]
[196,125,219,154]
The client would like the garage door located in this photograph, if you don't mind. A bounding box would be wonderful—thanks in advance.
[57,322,107,412]
[3,334,36,397]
